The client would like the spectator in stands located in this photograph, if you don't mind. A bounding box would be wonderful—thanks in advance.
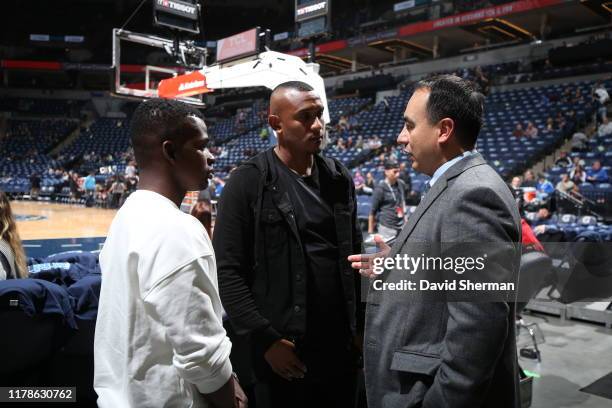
[213,176,225,197]
[570,164,586,184]
[536,175,554,196]
[259,126,269,141]
[29,172,41,200]
[368,160,406,239]
[554,151,572,168]
[0,191,28,280]
[512,123,524,137]
[109,176,126,208]
[335,138,347,152]
[69,171,82,201]
[593,81,610,121]
[572,88,584,103]
[366,135,382,150]
[235,109,247,133]
[474,65,488,87]
[191,189,213,237]
[556,173,575,194]
[510,176,522,191]
[84,171,97,200]
[338,115,349,131]
[382,98,390,112]
[531,209,554,236]
[598,116,612,137]
[561,88,572,103]
[125,174,139,196]
[555,112,566,130]
[531,206,553,228]
[398,162,417,204]
[586,160,609,183]
[522,170,537,188]
[355,135,364,150]
[94,99,244,408]
[365,171,376,191]
[569,183,583,200]
[524,121,539,138]
[572,155,586,169]
[258,107,268,123]
[125,160,137,178]
[60,171,70,189]
[546,116,555,131]
[354,170,372,195]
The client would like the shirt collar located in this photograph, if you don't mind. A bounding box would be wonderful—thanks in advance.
[428,150,476,188]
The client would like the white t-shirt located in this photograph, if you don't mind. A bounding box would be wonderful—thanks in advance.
[125,165,137,178]
[598,121,612,137]
[595,87,610,104]
[94,190,232,408]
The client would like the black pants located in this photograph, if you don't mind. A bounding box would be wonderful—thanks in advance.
[254,364,358,408]
[253,335,359,408]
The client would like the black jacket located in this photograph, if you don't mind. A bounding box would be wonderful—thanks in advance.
[213,148,363,363]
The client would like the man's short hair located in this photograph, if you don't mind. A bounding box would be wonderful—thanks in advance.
[130,98,203,149]
[415,75,485,149]
[384,160,399,170]
[272,81,314,94]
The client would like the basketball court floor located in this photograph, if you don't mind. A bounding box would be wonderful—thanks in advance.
[12,201,115,259]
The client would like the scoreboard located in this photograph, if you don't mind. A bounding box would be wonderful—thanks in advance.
[295,0,330,39]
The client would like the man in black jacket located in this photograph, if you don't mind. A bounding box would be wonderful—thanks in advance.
[213,81,363,408]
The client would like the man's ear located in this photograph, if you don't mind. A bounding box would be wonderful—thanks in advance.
[162,140,176,163]
[269,114,282,133]
[438,118,455,144]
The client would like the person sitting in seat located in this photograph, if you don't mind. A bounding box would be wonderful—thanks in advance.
[554,151,572,168]
[586,160,609,183]
[0,191,28,280]
[556,174,575,194]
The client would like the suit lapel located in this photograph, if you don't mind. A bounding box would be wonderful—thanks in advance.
[388,153,488,258]
[388,177,447,258]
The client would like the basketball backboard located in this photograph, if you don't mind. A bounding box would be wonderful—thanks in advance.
[112,28,207,106]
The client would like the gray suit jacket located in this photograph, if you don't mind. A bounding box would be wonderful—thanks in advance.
[364,153,521,408]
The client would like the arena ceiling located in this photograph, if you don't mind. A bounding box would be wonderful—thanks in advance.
[0,0,610,77]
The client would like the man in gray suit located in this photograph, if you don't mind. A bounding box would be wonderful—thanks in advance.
[349,75,521,408]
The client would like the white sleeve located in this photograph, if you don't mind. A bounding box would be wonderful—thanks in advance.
[143,257,233,394]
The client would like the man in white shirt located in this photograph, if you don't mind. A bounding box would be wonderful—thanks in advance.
[598,117,612,137]
[594,82,610,105]
[94,98,246,408]
[124,160,137,178]
[594,82,610,121]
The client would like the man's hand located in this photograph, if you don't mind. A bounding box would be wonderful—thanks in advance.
[264,339,307,381]
[233,376,248,408]
[533,225,547,235]
[347,235,391,278]
[203,373,248,408]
